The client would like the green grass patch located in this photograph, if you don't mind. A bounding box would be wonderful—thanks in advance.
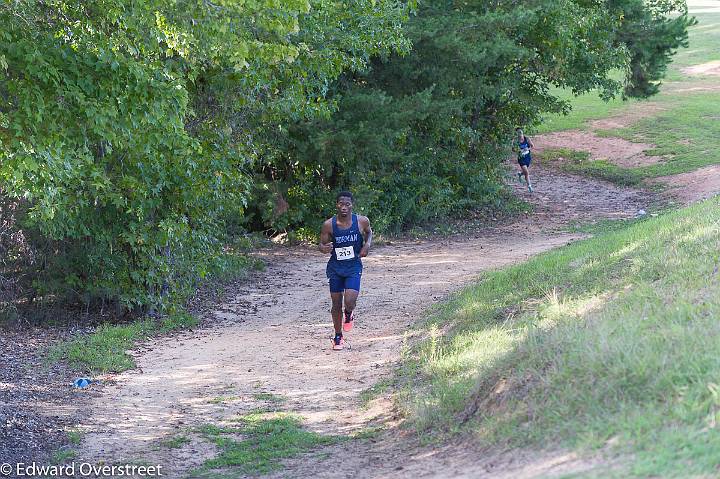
[665,12,720,74]
[157,310,199,333]
[51,448,77,464]
[565,217,645,236]
[536,87,639,134]
[252,392,287,403]
[538,88,720,184]
[193,412,341,477]
[359,378,394,409]
[67,430,82,445]
[403,198,720,477]
[160,434,191,449]
[48,320,156,373]
[196,424,240,436]
[48,309,199,373]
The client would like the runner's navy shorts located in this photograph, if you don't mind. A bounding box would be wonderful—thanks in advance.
[518,154,532,167]
[328,270,362,293]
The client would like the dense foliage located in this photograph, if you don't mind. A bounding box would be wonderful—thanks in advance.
[0,0,692,315]
[252,0,694,233]
[0,0,409,314]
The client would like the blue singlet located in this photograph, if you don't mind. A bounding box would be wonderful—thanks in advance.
[326,214,364,292]
[517,136,532,166]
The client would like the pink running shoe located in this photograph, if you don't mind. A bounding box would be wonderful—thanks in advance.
[332,335,345,351]
[343,310,354,332]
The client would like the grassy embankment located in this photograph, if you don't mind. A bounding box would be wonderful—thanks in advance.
[402,198,720,477]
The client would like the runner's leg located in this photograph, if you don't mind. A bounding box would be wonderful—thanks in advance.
[342,273,361,331]
[343,289,359,316]
[331,292,344,335]
[521,164,530,185]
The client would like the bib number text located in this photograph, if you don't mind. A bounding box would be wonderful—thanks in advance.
[335,246,355,260]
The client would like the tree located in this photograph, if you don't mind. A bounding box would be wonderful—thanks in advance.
[0,0,410,313]
[613,0,696,97]
[252,0,693,233]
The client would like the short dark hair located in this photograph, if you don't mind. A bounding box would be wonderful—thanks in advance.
[336,191,353,202]
[515,127,522,131]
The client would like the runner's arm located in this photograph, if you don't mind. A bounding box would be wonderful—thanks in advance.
[359,216,372,257]
[319,220,333,254]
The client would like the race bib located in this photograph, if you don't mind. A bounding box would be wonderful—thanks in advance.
[520,147,530,156]
[335,246,355,260]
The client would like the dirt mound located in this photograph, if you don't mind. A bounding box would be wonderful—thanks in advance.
[535,131,662,168]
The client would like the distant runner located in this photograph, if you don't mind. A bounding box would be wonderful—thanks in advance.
[319,191,372,350]
[514,127,534,193]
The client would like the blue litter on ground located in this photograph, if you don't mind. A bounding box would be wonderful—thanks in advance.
[73,378,93,389]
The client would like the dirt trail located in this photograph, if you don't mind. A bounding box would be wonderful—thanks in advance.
[682,60,720,77]
[73,165,649,478]
[536,130,663,168]
[650,164,720,205]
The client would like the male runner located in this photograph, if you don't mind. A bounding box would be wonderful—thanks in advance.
[319,191,372,350]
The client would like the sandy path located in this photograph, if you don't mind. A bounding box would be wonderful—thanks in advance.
[79,232,580,475]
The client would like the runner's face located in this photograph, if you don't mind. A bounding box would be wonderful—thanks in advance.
[336,197,352,218]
